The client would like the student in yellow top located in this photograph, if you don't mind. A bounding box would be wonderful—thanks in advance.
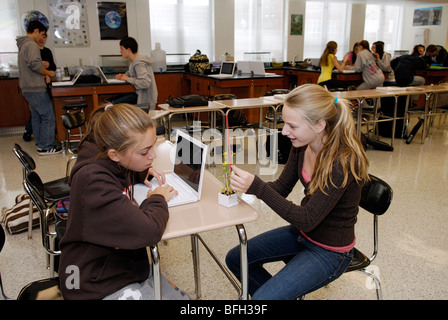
[317,41,348,90]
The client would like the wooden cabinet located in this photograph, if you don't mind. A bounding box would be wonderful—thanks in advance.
[186,74,211,96]
[0,79,30,128]
[154,72,188,104]
[285,69,319,86]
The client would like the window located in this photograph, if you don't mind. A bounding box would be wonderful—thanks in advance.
[149,0,214,64]
[303,1,351,60]
[0,0,20,68]
[234,0,287,63]
[364,4,403,54]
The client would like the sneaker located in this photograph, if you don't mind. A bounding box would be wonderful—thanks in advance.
[37,146,63,156]
[23,131,33,142]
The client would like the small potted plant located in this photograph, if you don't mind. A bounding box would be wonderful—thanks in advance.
[218,153,238,208]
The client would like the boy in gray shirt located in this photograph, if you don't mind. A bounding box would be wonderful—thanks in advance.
[17,20,61,155]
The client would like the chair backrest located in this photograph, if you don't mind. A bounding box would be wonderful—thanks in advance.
[0,224,9,300]
[213,94,237,101]
[360,174,393,216]
[61,112,86,130]
[264,89,290,96]
[13,144,36,172]
[24,171,47,214]
[0,224,5,253]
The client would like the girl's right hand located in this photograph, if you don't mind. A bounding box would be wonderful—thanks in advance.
[147,184,178,202]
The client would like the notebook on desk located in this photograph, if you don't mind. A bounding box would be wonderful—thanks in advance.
[134,130,208,207]
[209,61,236,79]
[96,66,126,84]
[52,68,84,86]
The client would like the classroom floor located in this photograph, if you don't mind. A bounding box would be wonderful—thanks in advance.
[0,117,447,300]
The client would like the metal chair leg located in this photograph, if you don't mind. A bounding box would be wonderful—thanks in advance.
[356,269,382,300]
[191,235,201,299]
[149,245,162,300]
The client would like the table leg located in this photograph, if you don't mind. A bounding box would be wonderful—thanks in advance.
[421,93,432,144]
[357,98,364,138]
[149,245,162,300]
[168,114,174,138]
[390,96,398,148]
[236,224,249,300]
[191,234,202,299]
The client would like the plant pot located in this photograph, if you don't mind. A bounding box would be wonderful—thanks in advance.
[218,192,238,208]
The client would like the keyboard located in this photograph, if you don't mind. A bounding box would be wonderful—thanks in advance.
[150,174,196,206]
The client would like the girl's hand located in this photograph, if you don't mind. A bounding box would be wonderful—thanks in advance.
[229,166,255,193]
[147,184,178,202]
[145,167,166,188]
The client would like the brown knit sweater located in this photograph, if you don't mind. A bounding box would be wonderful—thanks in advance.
[247,146,362,247]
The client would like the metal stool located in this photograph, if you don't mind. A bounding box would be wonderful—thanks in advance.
[61,103,87,153]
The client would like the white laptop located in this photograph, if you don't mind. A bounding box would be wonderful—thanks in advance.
[237,60,273,76]
[52,68,84,86]
[96,66,126,84]
[134,130,208,207]
[209,61,236,79]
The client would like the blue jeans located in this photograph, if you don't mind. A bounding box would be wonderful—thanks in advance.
[225,225,353,300]
[22,91,56,150]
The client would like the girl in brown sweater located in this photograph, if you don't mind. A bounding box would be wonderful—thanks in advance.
[59,104,189,300]
[226,84,369,299]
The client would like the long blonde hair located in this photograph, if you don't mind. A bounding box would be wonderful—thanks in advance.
[81,103,154,158]
[284,84,369,195]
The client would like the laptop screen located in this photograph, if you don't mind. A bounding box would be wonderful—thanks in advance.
[173,133,205,193]
[221,62,235,75]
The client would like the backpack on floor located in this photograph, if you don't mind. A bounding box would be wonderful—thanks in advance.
[1,194,39,235]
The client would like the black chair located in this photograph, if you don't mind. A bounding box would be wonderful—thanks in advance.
[1,224,63,300]
[61,105,87,154]
[343,174,393,300]
[24,171,67,278]
[16,277,63,300]
[12,144,72,239]
[264,89,290,125]
[0,224,9,300]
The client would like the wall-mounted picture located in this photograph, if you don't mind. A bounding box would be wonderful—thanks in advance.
[413,7,442,26]
[98,2,128,40]
[48,0,90,47]
[290,14,303,35]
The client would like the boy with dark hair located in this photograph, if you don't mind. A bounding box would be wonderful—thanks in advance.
[17,20,61,155]
[425,44,448,67]
[112,37,158,109]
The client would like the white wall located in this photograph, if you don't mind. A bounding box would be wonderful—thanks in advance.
[17,0,448,69]
[401,4,448,52]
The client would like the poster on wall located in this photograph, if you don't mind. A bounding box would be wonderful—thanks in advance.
[290,14,303,36]
[48,0,90,47]
[413,7,442,26]
[97,2,128,40]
